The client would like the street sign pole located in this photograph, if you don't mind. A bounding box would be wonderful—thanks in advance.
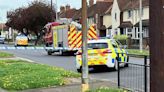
[81,0,89,92]
[139,0,143,52]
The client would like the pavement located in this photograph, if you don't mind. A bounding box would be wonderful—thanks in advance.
[21,80,117,92]
[0,57,117,92]
[0,79,117,92]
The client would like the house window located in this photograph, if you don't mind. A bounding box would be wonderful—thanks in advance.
[127,28,133,38]
[115,13,117,21]
[143,28,149,37]
[128,10,132,18]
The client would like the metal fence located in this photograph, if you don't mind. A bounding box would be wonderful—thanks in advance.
[117,54,150,92]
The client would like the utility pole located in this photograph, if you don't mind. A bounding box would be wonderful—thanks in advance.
[51,0,54,21]
[139,0,143,52]
[150,0,164,92]
[51,0,53,11]
[81,0,89,92]
[55,0,58,21]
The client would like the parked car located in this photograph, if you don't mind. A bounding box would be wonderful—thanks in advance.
[15,34,28,46]
[0,36,5,44]
[75,39,129,72]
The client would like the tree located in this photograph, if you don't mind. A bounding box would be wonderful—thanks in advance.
[6,1,56,45]
[6,8,26,32]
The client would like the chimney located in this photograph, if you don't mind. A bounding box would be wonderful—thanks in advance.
[60,6,65,13]
[66,4,71,11]
[89,0,94,7]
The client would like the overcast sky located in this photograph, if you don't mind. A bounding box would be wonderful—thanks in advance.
[0,0,88,23]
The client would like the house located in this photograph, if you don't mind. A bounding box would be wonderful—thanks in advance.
[101,4,113,37]
[111,0,130,37]
[72,0,113,37]
[111,0,149,40]
[58,5,77,24]
[0,23,7,37]
[122,0,149,40]
[0,23,6,31]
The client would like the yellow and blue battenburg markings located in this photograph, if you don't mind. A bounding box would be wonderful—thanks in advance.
[114,48,127,63]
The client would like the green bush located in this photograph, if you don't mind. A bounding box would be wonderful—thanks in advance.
[114,35,128,45]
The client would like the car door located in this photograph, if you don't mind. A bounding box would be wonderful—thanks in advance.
[110,40,126,63]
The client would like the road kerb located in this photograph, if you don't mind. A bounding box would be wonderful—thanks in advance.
[0,57,35,63]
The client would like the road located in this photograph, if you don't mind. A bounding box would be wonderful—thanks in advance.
[0,44,150,91]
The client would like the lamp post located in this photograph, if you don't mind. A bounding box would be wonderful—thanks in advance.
[50,0,58,21]
[81,0,89,92]
[139,0,143,52]
[50,0,53,21]
[55,0,58,21]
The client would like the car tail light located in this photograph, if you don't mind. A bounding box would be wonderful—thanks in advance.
[102,50,112,54]
[75,51,82,55]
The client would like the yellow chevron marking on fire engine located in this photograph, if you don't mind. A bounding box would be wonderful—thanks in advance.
[76,41,82,48]
[88,26,97,39]
[75,38,82,48]
[90,26,97,35]
[70,44,76,49]
[75,33,82,42]
[71,32,80,44]
[88,31,97,39]
[68,30,76,41]
[72,32,82,48]
[87,33,92,40]
[70,26,76,32]
[68,26,78,48]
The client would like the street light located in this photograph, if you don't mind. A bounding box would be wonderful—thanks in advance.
[139,0,143,52]
[55,0,58,21]
[50,0,58,21]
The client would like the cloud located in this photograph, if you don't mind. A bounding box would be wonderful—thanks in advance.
[0,5,9,10]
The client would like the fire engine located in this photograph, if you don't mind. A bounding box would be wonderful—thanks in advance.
[43,22,98,55]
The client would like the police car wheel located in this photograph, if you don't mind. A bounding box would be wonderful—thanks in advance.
[125,56,129,67]
[125,63,129,67]
[77,69,82,73]
[47,51,52,55]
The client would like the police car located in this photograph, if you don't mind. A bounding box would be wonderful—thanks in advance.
[75,38,128,72]
[15,34,28,46]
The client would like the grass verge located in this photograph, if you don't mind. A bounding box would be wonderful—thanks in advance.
[0,52,14,58]
[87,87,125,92]
[126,49,149,56]
[0,60,80,91]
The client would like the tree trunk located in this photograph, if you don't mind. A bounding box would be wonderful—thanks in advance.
[34,31,39,46]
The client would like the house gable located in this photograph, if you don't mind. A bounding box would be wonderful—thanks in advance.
[111,0,120,29]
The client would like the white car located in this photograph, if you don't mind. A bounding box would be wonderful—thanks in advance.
[15,34,28,46]
[0,36,5,44]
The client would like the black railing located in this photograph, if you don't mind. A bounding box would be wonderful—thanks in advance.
[117,54,150,92]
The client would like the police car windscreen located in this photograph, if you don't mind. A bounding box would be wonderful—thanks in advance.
[88,43,108,49]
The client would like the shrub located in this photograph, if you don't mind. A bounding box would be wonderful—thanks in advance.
[113,35,128,45]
